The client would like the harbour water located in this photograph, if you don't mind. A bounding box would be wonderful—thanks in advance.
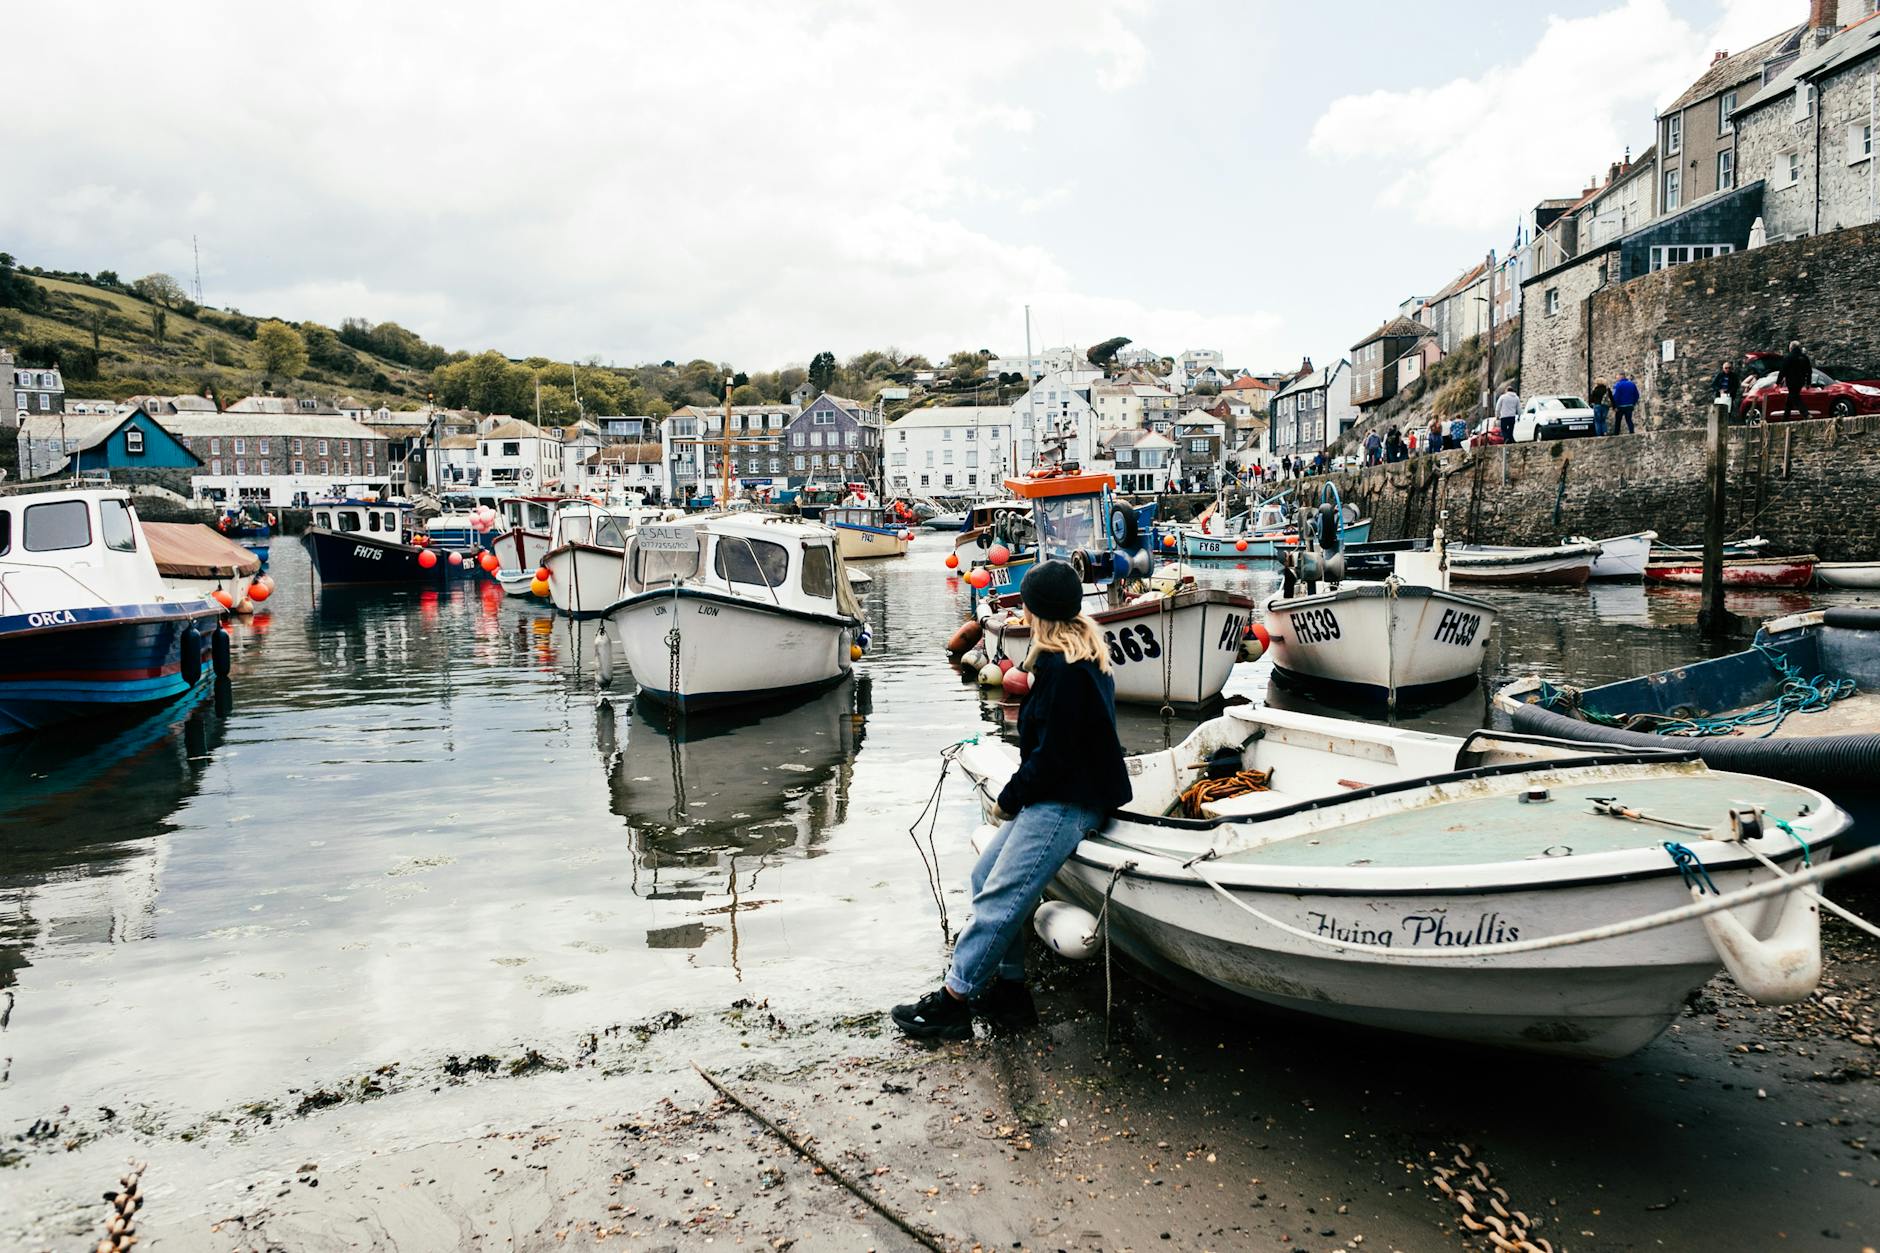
[5,535,1878,1247]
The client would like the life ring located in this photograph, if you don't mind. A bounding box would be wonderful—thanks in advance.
[1109,505,1138,548]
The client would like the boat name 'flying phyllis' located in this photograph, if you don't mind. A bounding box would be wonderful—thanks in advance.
[1306,910,1521,948]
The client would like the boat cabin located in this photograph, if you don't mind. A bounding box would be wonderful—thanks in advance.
[310,501,407,539]
[499,496,557,535]
[0,488,172,608]
[1004,469,1119,559]
[823,505,895,533]
[623,516,851,614]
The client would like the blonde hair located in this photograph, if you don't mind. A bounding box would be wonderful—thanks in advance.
[1030,613,1110,672]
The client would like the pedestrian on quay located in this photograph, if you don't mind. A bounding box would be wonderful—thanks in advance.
[1448,414,1468,451]
[1313,450,1327,476]
[1427,417,1445,454]
[1385,427,1407,462]
[1364,429,1381,466]
[1496,383,1520,443]
[1711,359,1741,422]
[1609,373,1639,434]
[891,560,1130,1040]
[1588,379,1610,436]
[1779,340,1812,420]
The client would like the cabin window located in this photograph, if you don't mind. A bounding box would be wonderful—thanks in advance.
[633,538,700,587]
[338,511,363,533]
[381,512,398,533]
[367,511,383,532]
[24,499,93,552]
[593,517,627,548]
[314,511,332,528]
[801,545,835,598]
[0,510,10,555]
[99,498,138,552]
[562,516,592,545]
[713,536,790,588]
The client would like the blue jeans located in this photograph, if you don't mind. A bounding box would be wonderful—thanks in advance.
[1592,402,1608,436]
[945,800,1104,998]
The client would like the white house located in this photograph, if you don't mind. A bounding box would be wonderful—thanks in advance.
[1104,429,1177,494]
[1168,349,1225,392]
[1012,368,1100,468]
[476,418,563,491]
[160,410,395,506]
[885,405,1014,498]
[1089,382,1178,439]
[987,345,1083,382]
[435,434,479,486]
[579,442,665,501]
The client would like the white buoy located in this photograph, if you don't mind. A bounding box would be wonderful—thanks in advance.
[595,630,615,687]
[977,662,1004,686]
[961,647,988,671]
[1033,900,1100,959]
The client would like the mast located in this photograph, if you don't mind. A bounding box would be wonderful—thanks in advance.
[1024,304,1035,472]
[721,375,734,507]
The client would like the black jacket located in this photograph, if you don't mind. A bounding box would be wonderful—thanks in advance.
[1589,382,1610,405]
[997,649,1132,817]
[1781,349,1812,391]
[1711,369,1739,398]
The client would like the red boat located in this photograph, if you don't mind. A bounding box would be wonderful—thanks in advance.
[1643,553,1816,589]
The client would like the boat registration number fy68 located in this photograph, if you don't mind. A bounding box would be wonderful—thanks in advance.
[1288,608,1341,644]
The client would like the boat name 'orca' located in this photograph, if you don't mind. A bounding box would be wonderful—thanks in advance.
[1307,910,1519,948]
[1431,608,1482,647]
[27,609,80,627]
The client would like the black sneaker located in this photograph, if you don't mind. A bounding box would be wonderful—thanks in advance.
[890,988,974,1040]
[971,979,1038,1033]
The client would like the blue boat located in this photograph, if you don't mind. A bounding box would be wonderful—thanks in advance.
[218,507,273,567]
[0,489,226,737]
[1493,607,1880,848]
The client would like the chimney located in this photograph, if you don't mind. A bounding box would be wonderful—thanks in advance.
[1711,48,1729,64]
[1810,0,1838,46]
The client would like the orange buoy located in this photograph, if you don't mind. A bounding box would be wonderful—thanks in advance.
[1235,538,1248,552]
[248,581,271,603]
[212,588,235,608]
[1162,535,1175,549]
[529,578,550,597]
[478,551,499,572]
[448,552,464,566]
[944,552,960,570]
[418,549,439,569]
[989,544,1010,566]
[967,568,991,589]
[535,566,551,582]
[945,619,983,655]
[1001,667,1031,697]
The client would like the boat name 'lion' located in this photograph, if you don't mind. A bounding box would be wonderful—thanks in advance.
[1307,910,1519,948]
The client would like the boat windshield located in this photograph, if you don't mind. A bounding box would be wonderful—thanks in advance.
[713,536,790,588]
[1037,495,1102,555]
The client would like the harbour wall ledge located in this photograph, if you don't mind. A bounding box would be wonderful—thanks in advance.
[1320,414,1880,560]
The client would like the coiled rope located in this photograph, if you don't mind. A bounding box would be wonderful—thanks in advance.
[1540,642,1855,738]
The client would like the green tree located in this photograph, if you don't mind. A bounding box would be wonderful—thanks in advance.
[256,320,309,378]
[150,308,168,345]
[1086,336,1132,370]
[0,253,46,310]
[807,351,837,393]
[944,349,985,381]
[302,322,358,374]
[85,305,107,350]
[132,272,187,309]
[96,269,121,288]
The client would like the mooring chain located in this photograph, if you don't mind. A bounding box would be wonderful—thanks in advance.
[95,1161,147,1253]
[1430,1145,1552,1253]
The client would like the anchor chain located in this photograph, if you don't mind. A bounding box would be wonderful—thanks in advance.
[666,625,682,701]
[1430,1145,1552,1253]
[94,1160,147,1253]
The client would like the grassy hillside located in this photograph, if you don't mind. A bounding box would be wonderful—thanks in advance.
[0,273,431,408]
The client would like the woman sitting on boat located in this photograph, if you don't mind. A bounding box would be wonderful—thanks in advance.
[892,561,1132,1040]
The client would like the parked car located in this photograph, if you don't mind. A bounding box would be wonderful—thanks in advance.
[1739,368,1880,422]
[1466,417,1504,450]
[1514,395,1599,441]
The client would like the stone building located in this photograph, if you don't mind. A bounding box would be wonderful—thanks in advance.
[783,393,877,489]
[1270,360,1355,460]
[1656,26,1805,214]
[1732,10,1880,242]
[1348,316,1434,412]
[1581,147,1658,249]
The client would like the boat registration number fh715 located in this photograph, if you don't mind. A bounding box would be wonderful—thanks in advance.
[353,545,382,560]
[1432,608,1482,647]
[1288,608,1341,644]
[1103,624,1163,665]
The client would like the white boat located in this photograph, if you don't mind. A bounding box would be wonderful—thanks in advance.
[976,580,1253,709]
[956,705,1857,1059]
[602,514,866,711]
[489,495,558,586]
[823,505,911,561]
[542,501,679,618]
[1569,530,1657,580]
[1446,540,1601,586]
[1264,580,1496,710]
[1816,562,1880,589]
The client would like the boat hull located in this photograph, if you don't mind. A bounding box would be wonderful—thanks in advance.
[543,543,626,617]
[980,588,1253,708]
[1818,562,1880,589]
[304,529,449,585]
[606,588,855,711]
[1583,532,1655,580]
[490,527,551,577]
[833,524,910,561]
[0,603,220,737]
[1644,556,1815,588]
[1448,548,1595,586]
[1172,519,1373,560]
[1263,584,1495,709]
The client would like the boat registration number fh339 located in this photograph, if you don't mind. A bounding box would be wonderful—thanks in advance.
[1432,608,1482,647]
[1288,608,1341,644]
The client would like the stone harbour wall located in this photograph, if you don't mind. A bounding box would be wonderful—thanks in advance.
[1325,413,1880,561]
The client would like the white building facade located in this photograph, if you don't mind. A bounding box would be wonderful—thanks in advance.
[885,405,1014,498]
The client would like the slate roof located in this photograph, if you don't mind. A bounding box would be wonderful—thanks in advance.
[1350,315,1435,352]
[1666,27,1802,114]
[1740,13,1880,115]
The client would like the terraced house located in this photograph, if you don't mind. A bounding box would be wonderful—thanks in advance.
[783,392,877,488]
[164,396,393,506]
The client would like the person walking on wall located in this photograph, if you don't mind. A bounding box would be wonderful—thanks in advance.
[891,561,1131,1040]
[1609,373,1639,435]
[1711,359,1741,423]
[1447,414,1467,451]
[1496,383,1520,443]
[1364,429,1381,466]
[1779,340,1812,421]
[1588,379,1610,436]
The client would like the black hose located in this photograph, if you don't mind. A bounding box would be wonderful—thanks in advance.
[1823,607,1880,632]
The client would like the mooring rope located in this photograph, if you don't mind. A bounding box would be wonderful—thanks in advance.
[1539,643,1855,738]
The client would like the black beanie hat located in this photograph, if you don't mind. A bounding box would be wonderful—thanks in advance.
[1020,560,1083,622]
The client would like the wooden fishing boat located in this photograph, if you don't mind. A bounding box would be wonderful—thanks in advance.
[487,495,559,591]
[1493,606,1880,849]
[1643,553,1816,589]
[542,501,680,617]
[144,522,261,605]
[303,499,451,585]
[602,515,866,711]
[823,505,912,561]
[956,706,1859,1058]
[1815,562,1880,590]
[0,489,225,736]
[1445,540,1600,586]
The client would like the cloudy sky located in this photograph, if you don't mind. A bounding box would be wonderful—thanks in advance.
[8,0,1800,373]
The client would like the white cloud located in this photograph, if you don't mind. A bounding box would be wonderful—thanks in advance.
[1307,0,1800,232]
[1,0,1254,369]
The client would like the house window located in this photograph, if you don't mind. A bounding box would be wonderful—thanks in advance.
[1776,150,1801,189]
[965,450,978,468]
[210,437,222,455]
[918,474,930,487]
[235,459,246,475]
[1665,113,1682,156]
[793,455,805,470]
[258,439,269,455]
[1719,90,1736,134]
[844,430,857,447]
[1544,287,1561,316]
[943,474,954,487]
[317,440,329,455]
[233,438,245,454]
[293,460,306,474]
[211,458,222,475]
[924,450,934,467]
[942,448,954,465]
[1851,122,1874,165]
[1717,149,1733,189]
[502,441,519,456]
[1648,243,1734,271]
[261,460,272,475]
[1663,168,1681,211]
[1794,82,1815,122]
[292,438,303,454]
[813,411,834,425]
[811,453,824,468]
[126,427,145,455]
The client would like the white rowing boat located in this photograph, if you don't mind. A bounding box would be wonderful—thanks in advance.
[956,706,1856,1058]
[1816,561,1880,590]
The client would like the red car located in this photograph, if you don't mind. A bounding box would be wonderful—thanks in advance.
[1740,367,1880,421]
